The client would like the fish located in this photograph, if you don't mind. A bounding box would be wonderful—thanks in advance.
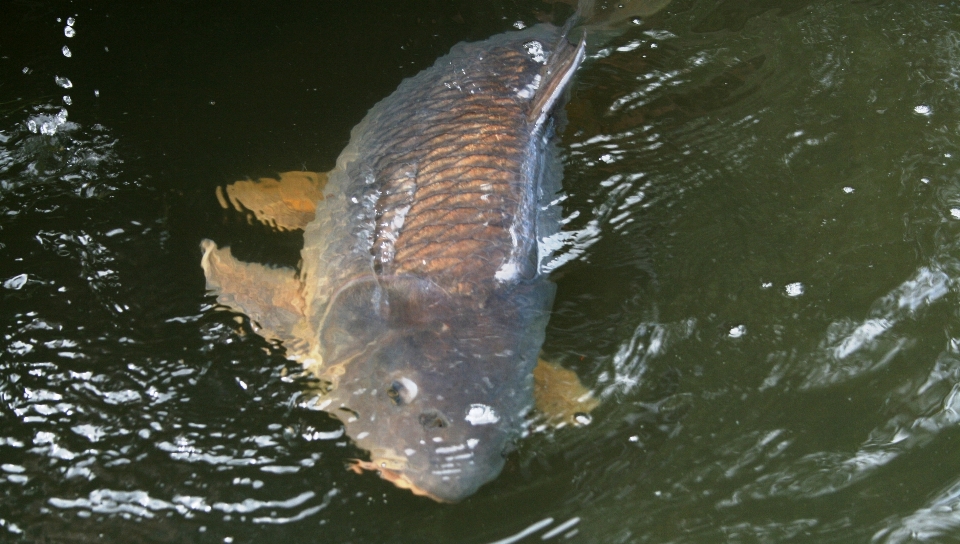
[201,1,668,502]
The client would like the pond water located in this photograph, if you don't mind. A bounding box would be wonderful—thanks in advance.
[3,1,960,542]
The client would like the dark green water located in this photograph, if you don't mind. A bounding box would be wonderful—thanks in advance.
[3,1,960,542]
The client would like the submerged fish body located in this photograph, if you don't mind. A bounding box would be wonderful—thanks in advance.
[201,22,588,502]
[301,24,583,502]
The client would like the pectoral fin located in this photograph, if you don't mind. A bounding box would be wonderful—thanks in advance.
[533,358,599,426]
[216,171,328,231]
[200,239,315,358]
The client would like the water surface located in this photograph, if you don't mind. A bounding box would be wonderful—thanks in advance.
[3,1,960,542]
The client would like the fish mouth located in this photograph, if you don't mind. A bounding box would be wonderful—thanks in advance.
[349,459,452,503]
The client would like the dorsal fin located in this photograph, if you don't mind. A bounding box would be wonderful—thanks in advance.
[528,32,587,133]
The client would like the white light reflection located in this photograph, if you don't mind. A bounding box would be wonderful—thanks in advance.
[465,404,499,425]
[875,475,960,543]
[47,487,335,524]
[487,517,554,544]
[599,319,696,398]
[763,266,951,391]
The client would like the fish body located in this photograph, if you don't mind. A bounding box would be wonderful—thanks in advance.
[201,18,596,501]
[204,0,672,502]
[300,24,584,501]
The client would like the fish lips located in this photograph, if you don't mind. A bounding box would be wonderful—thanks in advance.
[345,405,515,503]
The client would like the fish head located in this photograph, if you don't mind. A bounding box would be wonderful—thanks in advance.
[316,276,539,502]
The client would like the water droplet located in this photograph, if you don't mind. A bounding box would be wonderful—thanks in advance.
[94,89,100,97]
[785,282,805,297]
[62,46,72,57]
[843,186,854,194]
[523,40,547,64]
[728,325,746,338]
[914,104,931,116]
[513,20,526,29]
[950,208,960,220]
[465,404,499,425]
[55,76,73,89]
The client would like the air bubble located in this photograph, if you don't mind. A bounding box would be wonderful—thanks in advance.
[64,26,75,38]
[67,17,75,26]
[63,95,72,105]
[62,46,72,57]
[55,76,73,89]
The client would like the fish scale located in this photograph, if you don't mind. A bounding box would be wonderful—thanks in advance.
[325,39,550,297]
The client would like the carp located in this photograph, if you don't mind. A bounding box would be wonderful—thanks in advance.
[201,1,667,502]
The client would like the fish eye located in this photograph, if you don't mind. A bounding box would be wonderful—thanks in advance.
[386,377,419,406]
[387,381,404,405]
